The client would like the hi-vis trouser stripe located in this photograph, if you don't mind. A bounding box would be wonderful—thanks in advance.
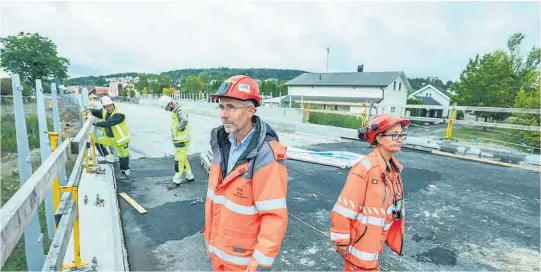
[349,246,379,261]
[207,189,286,215]
[205,241,276,267]
[330,232,350,241]
[332,204,384,227]
[113,125,130,145]
[206,242,250,265]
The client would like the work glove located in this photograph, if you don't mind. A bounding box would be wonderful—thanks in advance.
[92,118,101,126]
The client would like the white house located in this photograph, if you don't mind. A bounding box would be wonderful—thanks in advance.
[408,84,452,118]
[283,66,413,116]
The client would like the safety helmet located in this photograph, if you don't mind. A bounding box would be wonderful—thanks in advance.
[101,96,113,106]
[211,75,261,107]
[358,113,410,145]
[158,95,173,109]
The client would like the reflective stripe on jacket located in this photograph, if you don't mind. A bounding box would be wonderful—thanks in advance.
[204,115,288,271]
[171,105,190,143]
[330,148,405,269]
[101,108,132,146]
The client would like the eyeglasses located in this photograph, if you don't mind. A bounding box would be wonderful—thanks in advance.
[216,104,252,113]
[381,133,408,141]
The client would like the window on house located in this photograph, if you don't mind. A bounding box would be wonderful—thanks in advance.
[393,81,397,90]
[399,82,402,90]
[426,93,429,97]
[391,107,396,113]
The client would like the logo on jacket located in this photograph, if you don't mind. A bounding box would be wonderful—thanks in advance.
[233,188,247,199]
[372,179,378,184]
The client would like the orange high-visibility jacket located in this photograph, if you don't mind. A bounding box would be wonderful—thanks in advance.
[330,148,405,269]
[204,116,288,271]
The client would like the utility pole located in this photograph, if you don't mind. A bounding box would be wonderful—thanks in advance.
[326,47,330,73]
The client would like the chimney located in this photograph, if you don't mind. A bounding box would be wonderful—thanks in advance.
[357,64,364,72]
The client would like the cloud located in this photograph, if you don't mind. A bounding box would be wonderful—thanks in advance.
[0,1,539,81]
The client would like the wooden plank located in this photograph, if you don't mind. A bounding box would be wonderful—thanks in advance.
[70,118,92,155]
[293,100,540,114]
[402,104,541,114]
[0,140,69,268]
[306,109,540,131]
[42,200,76,271]
[118,193,148,214]
[453,120,541,131]
[431,150,541,172]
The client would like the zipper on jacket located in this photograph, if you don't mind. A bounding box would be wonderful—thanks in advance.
[382,184,387,204]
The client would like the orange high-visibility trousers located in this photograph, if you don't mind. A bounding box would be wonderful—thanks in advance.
[344,261,380,272]
[211,257,245,272]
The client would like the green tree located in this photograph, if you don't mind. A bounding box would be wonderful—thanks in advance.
[1,77,13,95]
[162,87,176,95]
[450,32,540,122]
[450,50,516,122]
[129,89,136,98]
[180,75,205,93]
[510,86,540,147]
[0,32,69,87]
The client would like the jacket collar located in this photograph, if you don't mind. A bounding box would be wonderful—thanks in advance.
[373,147,403,173]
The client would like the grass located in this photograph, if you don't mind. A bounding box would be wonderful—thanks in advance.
[1,113,54,154]
[1,113,77,270]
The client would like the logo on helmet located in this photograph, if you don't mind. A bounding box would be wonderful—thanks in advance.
[238,83,251,93]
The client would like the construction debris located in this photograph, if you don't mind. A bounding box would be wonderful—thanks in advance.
[286,147,365,169]
[190,197,204,205]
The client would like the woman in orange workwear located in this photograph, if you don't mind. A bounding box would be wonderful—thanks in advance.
[329,113,409,271]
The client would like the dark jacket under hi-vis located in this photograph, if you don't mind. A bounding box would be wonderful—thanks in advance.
[204,115,288,271]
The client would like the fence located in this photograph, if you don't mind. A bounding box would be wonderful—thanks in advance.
[0,74,95,271]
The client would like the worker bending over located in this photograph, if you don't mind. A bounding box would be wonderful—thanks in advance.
[330,113,409,271]
[158,95,195,189]
[203,75,289,271]
[88,96,132,181]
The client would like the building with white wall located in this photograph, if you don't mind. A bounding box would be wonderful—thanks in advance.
[408,84,452,118]
[283,67,412,116]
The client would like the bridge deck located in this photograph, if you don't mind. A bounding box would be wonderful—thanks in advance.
[115,140,540,271]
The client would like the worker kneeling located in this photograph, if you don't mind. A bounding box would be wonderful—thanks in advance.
[158,95,195,189]
[330,113,409,271]
[88,96,132,181]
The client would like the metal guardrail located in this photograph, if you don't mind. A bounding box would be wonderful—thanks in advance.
[0,74,95,271]
[0,118,92,270]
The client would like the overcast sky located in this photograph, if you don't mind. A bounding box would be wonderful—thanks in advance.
[1,1,539,82]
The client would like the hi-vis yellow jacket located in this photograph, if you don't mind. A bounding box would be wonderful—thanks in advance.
[330,148,405,269]
[204,116,288,271]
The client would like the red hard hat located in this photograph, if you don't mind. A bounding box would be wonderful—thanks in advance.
[211,75,261,107]
[358,113,410,145]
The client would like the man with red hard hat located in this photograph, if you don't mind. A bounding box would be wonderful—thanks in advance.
[330,113,410,271]
[202,75,289,271]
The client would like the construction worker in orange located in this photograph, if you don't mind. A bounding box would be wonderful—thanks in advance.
[203,75,288,271]
[330,113,409,271]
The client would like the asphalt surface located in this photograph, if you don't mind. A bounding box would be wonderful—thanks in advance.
[116,141,540,271]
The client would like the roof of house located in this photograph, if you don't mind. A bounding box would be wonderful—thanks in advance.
[409,84,452,100]
[284,72,403,87]
[414,95,442,105]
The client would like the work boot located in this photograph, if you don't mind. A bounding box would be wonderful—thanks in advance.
[118,169,130,181]
[167,173,182,190]
[105,154,115,164]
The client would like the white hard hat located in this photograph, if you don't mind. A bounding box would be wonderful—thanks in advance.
[158,95,173,109]
[101,96,113,106]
